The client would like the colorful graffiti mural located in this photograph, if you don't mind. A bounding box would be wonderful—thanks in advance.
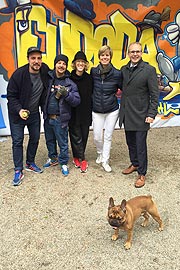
[0,0,180,135]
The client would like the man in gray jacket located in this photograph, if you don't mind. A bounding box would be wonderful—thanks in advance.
[119,42,159,188]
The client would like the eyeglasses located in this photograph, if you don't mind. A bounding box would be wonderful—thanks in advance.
[129,50,142,54]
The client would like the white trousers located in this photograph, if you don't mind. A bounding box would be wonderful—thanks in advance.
[92,109,119,163]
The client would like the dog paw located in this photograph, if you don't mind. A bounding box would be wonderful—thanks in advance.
[158,226,164,231]
[141,221,148,227]
[111,234,118,241]
[124,242,131,249]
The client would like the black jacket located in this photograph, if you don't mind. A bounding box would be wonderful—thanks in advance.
[69,70,93,126]
[91,64,122,113]
[7,63,49,122]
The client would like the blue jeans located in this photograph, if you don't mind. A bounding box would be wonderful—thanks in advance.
[9,112,41,171]
[44,118,69,165]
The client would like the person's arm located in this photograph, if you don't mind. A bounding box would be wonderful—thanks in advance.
[146,66,159,120]
[118,69,123,90]
[63,81,81,107]
[7,73,22,115]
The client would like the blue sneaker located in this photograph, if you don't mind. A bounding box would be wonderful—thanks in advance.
[61,165,69,176]
[12,170,24,186]
[25,163,43,173]
[43,158,58,168]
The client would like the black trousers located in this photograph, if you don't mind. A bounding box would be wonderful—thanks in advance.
[69,124,90,160]
[125,130,148,176]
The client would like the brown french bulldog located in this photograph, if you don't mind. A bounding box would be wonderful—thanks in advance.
[108,195,163,249]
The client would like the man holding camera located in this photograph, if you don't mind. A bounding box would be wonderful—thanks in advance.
[43,54,80,176]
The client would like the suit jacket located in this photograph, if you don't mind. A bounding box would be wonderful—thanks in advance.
[119,60,159,131]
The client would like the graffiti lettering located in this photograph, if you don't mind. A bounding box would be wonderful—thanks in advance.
[158,102,180,116]
[15,5,159,70]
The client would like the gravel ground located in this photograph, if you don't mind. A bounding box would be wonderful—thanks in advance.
[0,127,180,270]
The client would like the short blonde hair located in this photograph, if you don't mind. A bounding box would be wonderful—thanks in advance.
[98,45,113,59]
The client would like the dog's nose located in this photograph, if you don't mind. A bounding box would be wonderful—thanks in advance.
[109,219,119,227]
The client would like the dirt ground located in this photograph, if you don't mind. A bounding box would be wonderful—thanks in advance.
[0,127,180,270]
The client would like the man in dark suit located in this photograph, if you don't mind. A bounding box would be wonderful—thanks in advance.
[119,42,159,188]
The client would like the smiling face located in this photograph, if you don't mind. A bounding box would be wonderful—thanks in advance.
[75,59,86,74]
[128,43,142,65]
[28,52,42,73]
[99,49,111,67]
[55,60,67,77]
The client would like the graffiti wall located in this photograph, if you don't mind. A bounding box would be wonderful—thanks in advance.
[0,0,180,135]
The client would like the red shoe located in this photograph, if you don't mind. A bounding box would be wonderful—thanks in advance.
[73,158,81,168]
[80,160,88,173]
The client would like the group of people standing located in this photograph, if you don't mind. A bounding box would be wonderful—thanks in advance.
[7,42,159,188]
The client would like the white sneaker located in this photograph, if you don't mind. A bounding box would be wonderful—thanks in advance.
[96,154,102,164]
[102,162,112,172]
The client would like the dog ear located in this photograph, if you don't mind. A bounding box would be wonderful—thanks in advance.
[120,199,127,213]
[109,197,115,208]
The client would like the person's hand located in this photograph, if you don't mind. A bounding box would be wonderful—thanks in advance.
[19,109,30,120]
[145,117,154,123]
[58,85,68,96]
[55,86,68,99]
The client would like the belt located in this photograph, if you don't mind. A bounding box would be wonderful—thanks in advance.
[48,114,59,120]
